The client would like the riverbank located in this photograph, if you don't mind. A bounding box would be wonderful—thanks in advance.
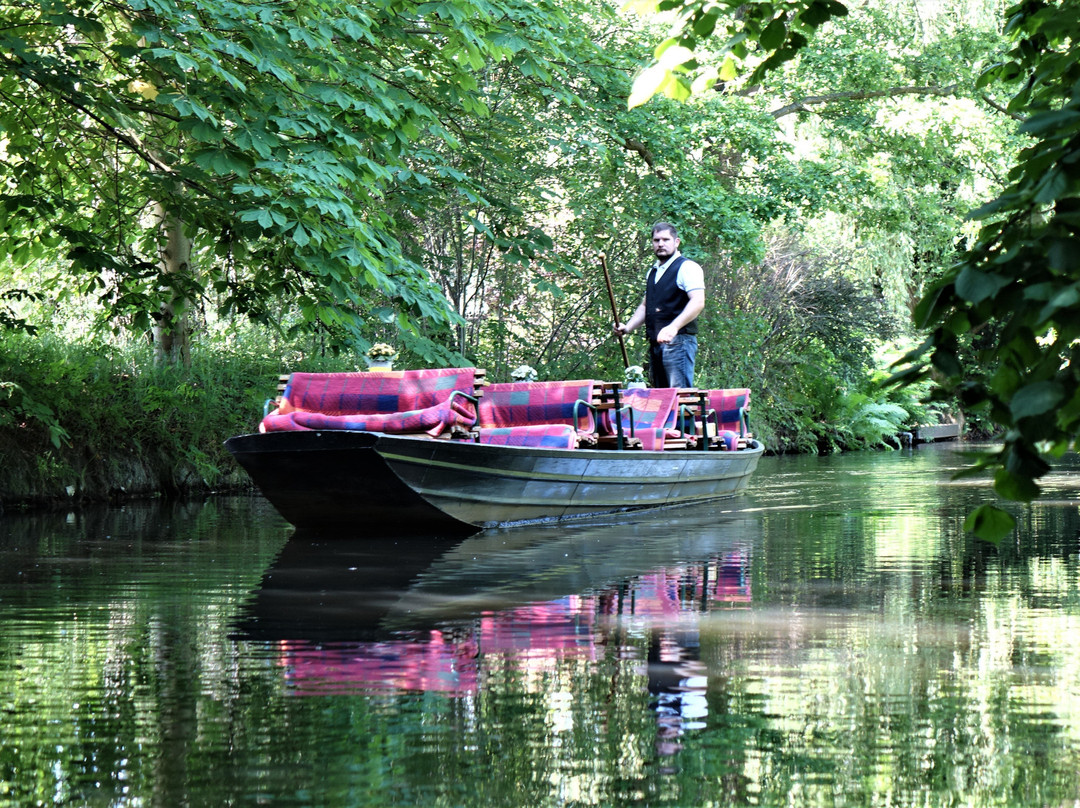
[0,336,352,511]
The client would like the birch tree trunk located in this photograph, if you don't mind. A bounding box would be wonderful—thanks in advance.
[152,202,192,367]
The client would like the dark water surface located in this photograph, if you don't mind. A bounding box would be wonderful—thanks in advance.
[3,444,1080,807]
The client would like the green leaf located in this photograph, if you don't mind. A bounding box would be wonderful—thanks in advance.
[692,9,720,38]
[930,348,963,378]
[657,43,694,70]
[799,0,833,28]
[1010,380,1066,420]
[718,54,738,81]
[188,120,223,143]
[1048,238,1080,272]
[993,468,1040,502]
[954,267,1010,304]
[372,306,396,323]
[1037,284,1080,322]
[963,504,1015,544]
[662,75,692,102]
[1020,108,1080,137]
[1033,168,1070,204]
[760,18,787,50]
[173,52,200,72]
[912,282,948,329]
[628,64,669,109]
[1004,441,1052,479]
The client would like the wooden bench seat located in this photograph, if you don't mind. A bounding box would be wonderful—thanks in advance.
[594,386,684,451]
[593,386,751,451]
[674,387,752,450]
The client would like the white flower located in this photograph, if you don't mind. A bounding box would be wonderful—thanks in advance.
[511,364,538,382]
[365,342,397,360]
[624,365,646,383]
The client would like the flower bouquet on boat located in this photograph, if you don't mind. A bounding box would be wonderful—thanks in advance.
[226,366,764,534]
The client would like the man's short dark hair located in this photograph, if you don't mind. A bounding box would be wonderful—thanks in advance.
[652,222,678,238]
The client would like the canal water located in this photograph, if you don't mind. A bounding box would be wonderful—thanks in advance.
[2,443,1080,807]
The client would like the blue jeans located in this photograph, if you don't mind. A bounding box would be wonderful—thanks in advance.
[649,333,697,388]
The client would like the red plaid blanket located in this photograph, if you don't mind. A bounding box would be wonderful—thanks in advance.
[477,424,580,449]
[706,388,750,435]
[261,368,478,437]
[477,380,597,435]
[604,388,678,451]
[278,368,476,415]
[263,394,476,436]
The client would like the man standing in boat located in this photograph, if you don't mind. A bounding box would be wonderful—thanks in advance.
[613,222,705,388]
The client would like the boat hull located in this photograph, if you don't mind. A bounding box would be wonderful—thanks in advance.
[225,430,764,534]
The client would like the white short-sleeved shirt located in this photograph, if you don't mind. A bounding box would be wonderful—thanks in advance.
[652,252,704,293]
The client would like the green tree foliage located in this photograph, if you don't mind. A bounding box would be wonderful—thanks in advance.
[0,0,587,360]
[627,0,849,107]
[1,0,1045,507]
[601,0,1002,452]
[903,0,1080,540]
[768,2,1020,323]
[633,0,1075,539]
[695,232,903,452]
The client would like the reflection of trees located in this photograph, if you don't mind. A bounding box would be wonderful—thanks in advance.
[5,481,1080,806]
[703,475,1080,805]
[0,500,290,805]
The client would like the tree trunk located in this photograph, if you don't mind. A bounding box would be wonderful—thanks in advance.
[152,202,192,367]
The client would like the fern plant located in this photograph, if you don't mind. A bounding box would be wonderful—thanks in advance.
[841,393,911,450]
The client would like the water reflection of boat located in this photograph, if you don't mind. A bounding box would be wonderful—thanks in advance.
[235,506,759,695]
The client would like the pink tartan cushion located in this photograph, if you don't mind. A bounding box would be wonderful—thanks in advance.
[262,394,476,437]
[603,388,678,451]
[635,427,671,452]
[277,368,477,417]
[706,388,751,435]
[261,368,478,437]
[477,380,596,434]
[476,424,579,449]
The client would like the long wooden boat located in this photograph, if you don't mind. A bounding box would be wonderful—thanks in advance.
[225,429,764,535]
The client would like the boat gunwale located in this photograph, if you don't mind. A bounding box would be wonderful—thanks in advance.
[229,429,764,461]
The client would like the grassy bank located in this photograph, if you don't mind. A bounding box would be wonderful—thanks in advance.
[0,333,357,510]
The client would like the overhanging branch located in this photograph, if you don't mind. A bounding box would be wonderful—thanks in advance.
[770,83,963,119]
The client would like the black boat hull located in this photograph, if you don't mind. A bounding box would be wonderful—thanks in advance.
[225,430,764,534]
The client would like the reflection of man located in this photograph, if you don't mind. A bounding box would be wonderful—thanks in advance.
[613,222,705,388]
[647,635,709,765]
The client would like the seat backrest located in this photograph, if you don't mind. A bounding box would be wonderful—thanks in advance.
[612,387,678,432]
[706,388,751,435]
[278,367,477,416]
[477,380,597,431]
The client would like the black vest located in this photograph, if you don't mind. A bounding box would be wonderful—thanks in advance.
[645,255,697,342]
